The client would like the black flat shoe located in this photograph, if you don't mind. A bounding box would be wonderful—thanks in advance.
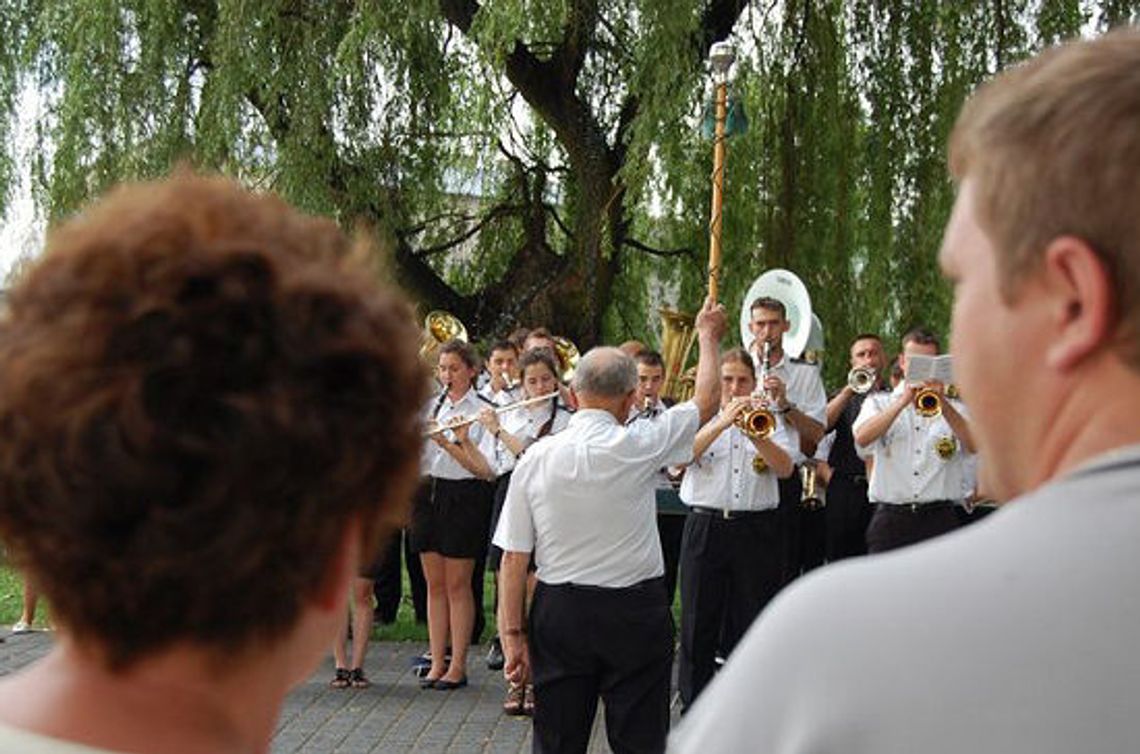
[433,676,468,690]
[420,677,440,689]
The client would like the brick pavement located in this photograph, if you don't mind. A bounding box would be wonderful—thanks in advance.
[0,630,619,753]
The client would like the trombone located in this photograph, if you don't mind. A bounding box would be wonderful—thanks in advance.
[424,391,559,437]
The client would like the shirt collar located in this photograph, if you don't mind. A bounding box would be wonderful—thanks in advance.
[571,407,622,427]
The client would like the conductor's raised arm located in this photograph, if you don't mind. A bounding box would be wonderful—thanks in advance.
[691,296,728,424]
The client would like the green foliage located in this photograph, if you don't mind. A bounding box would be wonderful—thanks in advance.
[0,0,1129,386]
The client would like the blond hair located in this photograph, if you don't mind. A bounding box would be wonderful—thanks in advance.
[949,28,1140,365]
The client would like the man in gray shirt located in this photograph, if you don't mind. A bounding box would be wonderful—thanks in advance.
[672,29,1140,754]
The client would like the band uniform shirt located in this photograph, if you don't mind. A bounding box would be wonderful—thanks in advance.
[493,401,700,587]
[420,387,496,480]
[749,346,827,461]
[679,412,795,512]
[852,383,972,504]
[669,444,1140,754]
[627,397,679,491]
[479,380,523,407]
[827,389,880,478]
[492,399,572,476]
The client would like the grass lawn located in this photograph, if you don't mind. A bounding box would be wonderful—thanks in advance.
[3,564,679,643]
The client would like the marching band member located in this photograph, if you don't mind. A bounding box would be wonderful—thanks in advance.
[823,333,889,560]
[414,340,497,690]
[480,339,523,406]
[477,348,573,716]
[676,348,795,710]
[852,328,975,553]
[746,296,827,580]
[494,297,726,754]
[628,349,685,608]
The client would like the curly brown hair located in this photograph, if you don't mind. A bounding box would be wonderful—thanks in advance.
[0,174,426,670]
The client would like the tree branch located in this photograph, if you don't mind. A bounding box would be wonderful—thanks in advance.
[623,237,696,258]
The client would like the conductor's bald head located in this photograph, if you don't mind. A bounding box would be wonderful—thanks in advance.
[572,347,638,418]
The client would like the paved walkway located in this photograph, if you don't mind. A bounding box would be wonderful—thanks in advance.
[0,630,618,753]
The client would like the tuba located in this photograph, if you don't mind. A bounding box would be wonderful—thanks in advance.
[738,268,813,359]
[552,336,580,383]
[419,310,467,362]
[659,308,698,401]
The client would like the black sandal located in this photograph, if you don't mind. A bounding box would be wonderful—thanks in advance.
[329,668,351,689]
[349,667,371,689]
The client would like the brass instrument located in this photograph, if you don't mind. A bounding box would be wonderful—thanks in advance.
[735,405,775,440]
[424,391,559,437]
[914,388,942,418]
[800,463,825,510]
[419,310,467,361]
[552,336,580,383]
[659,308,697,401]
[848,366,877,394]
[738,340,776,457]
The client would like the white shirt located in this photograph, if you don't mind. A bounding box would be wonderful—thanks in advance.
[627,398,677,491]
[670,444,1140,754]
[750,348,827,461]
[853,383,973,503]
[420,387,496,480]
[680,411,795,512]
[493,402,700,587]
[479,380,522,407]
[492,399,572,475]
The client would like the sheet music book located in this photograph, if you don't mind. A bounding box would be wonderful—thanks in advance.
[905,354,954,384]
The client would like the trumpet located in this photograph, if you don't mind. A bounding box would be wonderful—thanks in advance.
[847,366,877,394]
[738,339,776,442]
[914,387,942,418]
[735,405,776,439]
[424,391,559,437]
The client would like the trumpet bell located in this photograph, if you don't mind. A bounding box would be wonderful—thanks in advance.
[735,406,775,440]
[914,388,942,417]
[848,366,877,394]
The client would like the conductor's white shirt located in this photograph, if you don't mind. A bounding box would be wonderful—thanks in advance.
[494,402,700,587]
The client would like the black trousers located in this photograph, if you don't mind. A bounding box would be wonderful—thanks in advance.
[677,508,783,710]
[530,578,674,754]
[825,474,872,562]
[370,528,427,623]
[865,502,960,554]
[777,474,804,583]
[656,511,686,608]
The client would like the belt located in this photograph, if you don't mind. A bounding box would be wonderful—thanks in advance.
[877,500,955,514]
[689,505,777,520]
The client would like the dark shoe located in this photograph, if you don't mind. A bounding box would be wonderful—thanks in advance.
[420,676,439,689]
[348,668,371,689]
[433,676,468,690]
[329,668,351,689]
[486,637,504,671]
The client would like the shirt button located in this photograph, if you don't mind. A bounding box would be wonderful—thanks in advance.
[913,471,919,476]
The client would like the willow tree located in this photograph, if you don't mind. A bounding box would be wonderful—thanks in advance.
[0,0,750,347]
[1,0,1137,366]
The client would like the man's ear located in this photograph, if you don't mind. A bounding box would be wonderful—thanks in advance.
[313,517,361,612]
[1042,236,1114,372]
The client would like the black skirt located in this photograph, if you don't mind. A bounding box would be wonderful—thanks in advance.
[410,476,495,559]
